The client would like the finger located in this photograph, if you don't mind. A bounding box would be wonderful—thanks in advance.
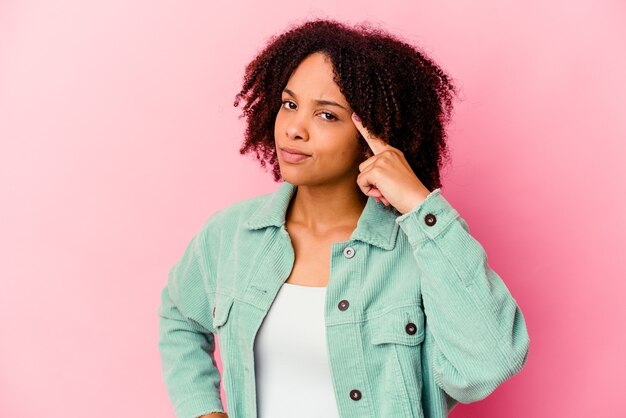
[358,176,382,199]
[358,154,376,173]
[372,192,389,206]
[352,113,387,156]
[368,186,383,198]
[362,184,389,206]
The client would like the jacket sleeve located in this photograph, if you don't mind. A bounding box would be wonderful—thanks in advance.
[157,223,226,418]
[395,188,530,405]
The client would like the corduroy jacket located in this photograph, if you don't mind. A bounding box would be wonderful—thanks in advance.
[157,180,530,418]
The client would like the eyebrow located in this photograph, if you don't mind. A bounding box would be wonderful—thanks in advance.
[282,88,349,112]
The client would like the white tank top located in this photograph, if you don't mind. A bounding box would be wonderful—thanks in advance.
[254,282,341,417]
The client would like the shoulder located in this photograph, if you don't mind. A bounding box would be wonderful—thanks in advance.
[197,188,275,238]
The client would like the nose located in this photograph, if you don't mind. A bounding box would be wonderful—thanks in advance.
[284,114,309,141]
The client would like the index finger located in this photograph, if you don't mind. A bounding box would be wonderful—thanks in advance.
[352,112,387,156]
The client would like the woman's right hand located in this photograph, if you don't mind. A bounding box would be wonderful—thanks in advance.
[199,413,228,418]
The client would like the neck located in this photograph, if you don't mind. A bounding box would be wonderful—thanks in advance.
[286,179,368,235]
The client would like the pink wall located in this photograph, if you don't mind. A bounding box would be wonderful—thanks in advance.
[1,1,624,417]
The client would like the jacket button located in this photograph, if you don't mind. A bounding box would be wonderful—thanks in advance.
[343,246,355,258]
[338,300,350,311]
[405,322,417,335]
[349,389,362,401]
[424,213,437,226]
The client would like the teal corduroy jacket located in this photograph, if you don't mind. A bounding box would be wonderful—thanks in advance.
[157,181,530,418]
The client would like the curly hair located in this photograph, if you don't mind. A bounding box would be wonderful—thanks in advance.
[234,18,460,193]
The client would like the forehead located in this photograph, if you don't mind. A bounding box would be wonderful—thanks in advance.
[284,52,346,102]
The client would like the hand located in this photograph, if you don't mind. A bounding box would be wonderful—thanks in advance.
[198,413,228,418]
[352,112,431,215]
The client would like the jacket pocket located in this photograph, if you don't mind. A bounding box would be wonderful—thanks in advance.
[213,293,235,329]
[368,304,426,418]
[370,304,425,346]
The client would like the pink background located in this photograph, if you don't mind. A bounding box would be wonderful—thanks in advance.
[1,1,624,417]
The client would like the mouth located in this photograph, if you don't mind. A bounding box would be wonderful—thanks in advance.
[279,147,312,163]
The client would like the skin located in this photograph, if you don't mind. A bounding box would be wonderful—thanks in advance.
[352,111,431,214]
[275,51,371,237]
[276,51,372,286]
[275,51,430,236]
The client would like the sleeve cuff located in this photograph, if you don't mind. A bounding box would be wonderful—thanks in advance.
[394,188,461,246]
[174,392,226,418]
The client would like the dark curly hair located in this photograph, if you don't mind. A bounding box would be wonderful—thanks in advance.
[234,18,460,193]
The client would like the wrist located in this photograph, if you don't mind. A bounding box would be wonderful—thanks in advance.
[400,188,431,215]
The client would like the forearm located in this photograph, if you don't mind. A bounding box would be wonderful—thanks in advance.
[158,284,226,417]
[395,189,530,402]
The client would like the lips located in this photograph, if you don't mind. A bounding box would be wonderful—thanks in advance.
[280,147,311,163]
[280,146,310,156]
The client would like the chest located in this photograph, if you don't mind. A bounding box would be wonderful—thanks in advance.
[215,221,422,319]
[283,221,355,287]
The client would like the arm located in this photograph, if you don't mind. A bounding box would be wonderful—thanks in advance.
[395,189,530,404]
[157,225,227,418]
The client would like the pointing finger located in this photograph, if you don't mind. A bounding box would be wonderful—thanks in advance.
[352,113,387,156]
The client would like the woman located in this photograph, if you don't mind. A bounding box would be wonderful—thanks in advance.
[158,18,530,418]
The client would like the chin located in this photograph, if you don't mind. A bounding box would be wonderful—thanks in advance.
[279,170,307,186]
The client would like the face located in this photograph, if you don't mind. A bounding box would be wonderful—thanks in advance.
[274,51,367,186]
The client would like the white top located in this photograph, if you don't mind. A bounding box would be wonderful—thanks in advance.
[254,282,341,417]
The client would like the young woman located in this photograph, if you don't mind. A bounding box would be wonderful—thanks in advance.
[158,18,530,418]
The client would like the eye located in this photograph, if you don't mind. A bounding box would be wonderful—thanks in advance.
[281,99,296,110]
[280,100,337,122]
[320,111,337,121]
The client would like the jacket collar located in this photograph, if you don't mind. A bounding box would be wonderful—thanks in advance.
[244,181,400,250]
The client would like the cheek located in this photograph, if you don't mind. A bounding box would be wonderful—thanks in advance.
[316,137,350,158]
[274,112,283,133]
[317,143,360,166]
